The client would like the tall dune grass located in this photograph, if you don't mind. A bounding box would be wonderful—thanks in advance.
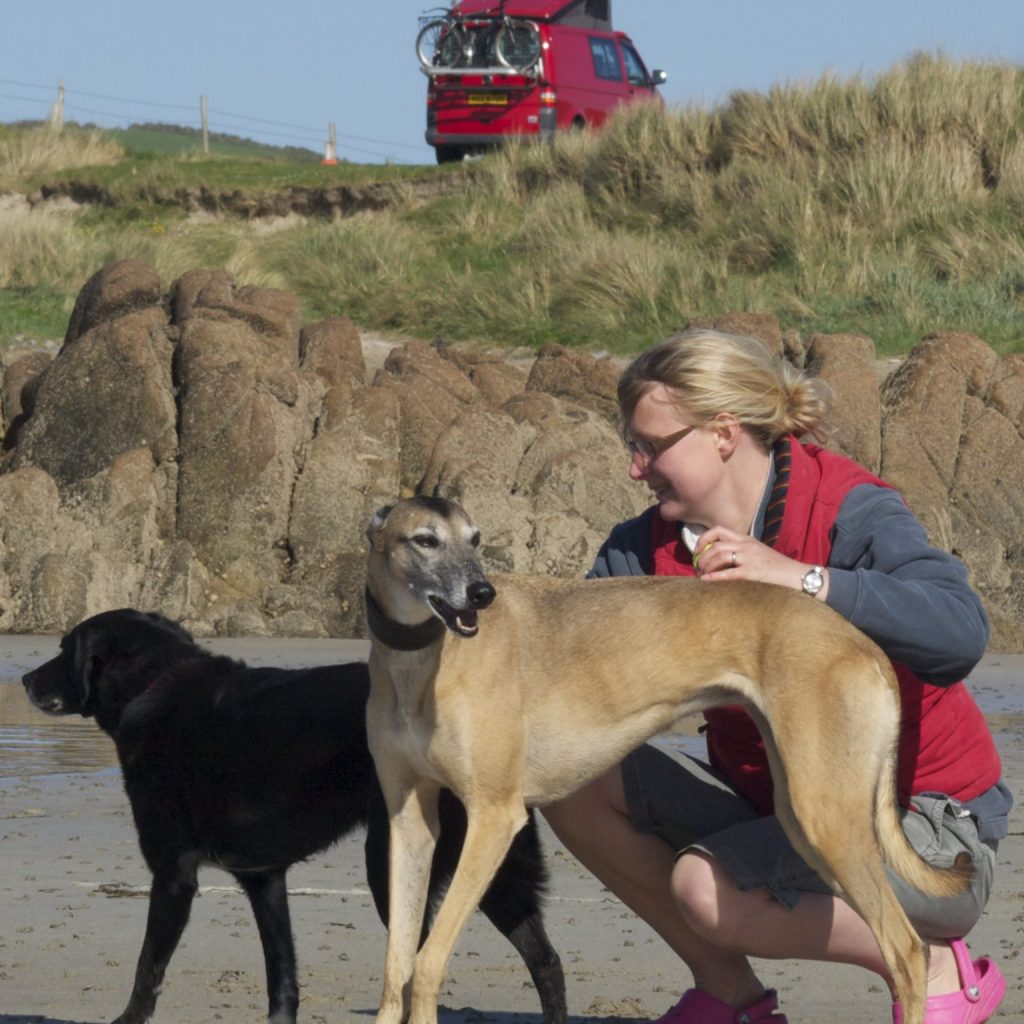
[0,126,123,186]
[455,51,1024,352]
[0,204,108,290]
[2,53,1024,355]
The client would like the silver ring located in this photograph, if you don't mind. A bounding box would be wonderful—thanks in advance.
[731,550,738,567]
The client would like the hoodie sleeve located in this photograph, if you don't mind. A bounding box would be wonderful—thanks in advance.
[824,484,989,685]
[588,507,656,579]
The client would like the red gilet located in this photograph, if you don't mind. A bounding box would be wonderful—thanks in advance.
[651,439,1002,816]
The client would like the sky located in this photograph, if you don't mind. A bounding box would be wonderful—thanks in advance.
[2,1,1024,165]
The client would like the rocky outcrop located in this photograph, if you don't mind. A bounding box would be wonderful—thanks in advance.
[805,332,882,473]
[1,260,1023,650]
[8,273,177,488]
[880,333,1024,650]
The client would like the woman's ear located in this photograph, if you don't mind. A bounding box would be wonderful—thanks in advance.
[711,413,743,455]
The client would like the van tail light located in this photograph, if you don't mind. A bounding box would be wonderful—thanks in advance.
[540,88,557,107]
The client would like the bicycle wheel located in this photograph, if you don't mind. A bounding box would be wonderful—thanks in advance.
[494,22,540,71]
[416,19,466,68]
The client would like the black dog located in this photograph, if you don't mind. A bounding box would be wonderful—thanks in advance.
[22,608,565,1024]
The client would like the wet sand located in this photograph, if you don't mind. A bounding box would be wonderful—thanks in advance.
[1,635,1021,1024]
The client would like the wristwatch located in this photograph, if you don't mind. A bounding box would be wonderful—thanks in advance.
[801,565,825,597]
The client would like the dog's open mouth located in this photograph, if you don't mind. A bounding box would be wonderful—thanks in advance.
[428,597,480,638]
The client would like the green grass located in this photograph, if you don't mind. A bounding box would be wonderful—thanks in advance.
[0,287,71,345]
[4,121,431,198]
[7,119,323,162]
[108,122,323,162]
[3,53,1024,357]
[59,149,428,194]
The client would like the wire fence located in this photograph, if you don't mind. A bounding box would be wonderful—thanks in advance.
[0,77,426,164]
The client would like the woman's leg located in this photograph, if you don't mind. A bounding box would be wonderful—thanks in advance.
[543,766,769,1009]
[671,850,963,998]
[544,747,993,1008]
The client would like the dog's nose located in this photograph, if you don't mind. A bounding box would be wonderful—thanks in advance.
[467,581,496,609]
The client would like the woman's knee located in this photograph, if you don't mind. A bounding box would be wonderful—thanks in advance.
[671,850,723,932]
[671,849,759,946]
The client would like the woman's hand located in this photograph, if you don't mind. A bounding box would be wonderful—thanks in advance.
[692,526,829,598]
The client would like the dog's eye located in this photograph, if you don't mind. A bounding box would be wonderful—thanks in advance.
[412,534,439,549]
[470,531,481,548]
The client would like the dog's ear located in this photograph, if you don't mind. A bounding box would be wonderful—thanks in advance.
[71,627,106,712]
[367,504,393,545]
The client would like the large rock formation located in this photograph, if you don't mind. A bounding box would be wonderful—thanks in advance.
[1,260,1022,650]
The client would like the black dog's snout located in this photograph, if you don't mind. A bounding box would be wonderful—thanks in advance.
[22,667,47,698]
[467,581,496,609]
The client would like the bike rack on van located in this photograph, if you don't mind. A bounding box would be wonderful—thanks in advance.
[416,13,543,78]
[419,62,542,79]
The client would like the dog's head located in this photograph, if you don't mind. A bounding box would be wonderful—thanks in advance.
[22,609,196,734]
[366,496,496,638]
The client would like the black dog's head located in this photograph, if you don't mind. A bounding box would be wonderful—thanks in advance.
[22,609,196,735]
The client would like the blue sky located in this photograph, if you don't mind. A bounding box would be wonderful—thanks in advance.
[2,1,1023,165]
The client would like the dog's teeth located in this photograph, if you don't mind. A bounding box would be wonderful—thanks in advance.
[452,610,480,637]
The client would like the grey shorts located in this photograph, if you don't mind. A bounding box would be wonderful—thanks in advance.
[622,740,997,938]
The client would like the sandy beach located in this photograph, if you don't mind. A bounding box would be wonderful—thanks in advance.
[1,634,1020,1024]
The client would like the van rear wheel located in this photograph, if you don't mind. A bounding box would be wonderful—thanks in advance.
[435,145,465,165]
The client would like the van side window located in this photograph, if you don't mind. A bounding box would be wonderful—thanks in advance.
[620,43,650,88]
[589,37,623,82]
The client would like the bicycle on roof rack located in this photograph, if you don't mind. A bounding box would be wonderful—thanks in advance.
[416,4,542,75]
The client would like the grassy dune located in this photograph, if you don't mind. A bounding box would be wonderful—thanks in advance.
[2,53,1023,355]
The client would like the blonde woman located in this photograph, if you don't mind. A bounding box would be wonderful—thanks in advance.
[543,330,1009,1024]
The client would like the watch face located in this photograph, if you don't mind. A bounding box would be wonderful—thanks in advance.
[802,568,824,595]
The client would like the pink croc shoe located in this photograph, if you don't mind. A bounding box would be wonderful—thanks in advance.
[891,939,1006,1024]
[657,987,787,1024]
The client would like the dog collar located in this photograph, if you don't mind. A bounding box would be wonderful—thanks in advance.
[364,588,446,651]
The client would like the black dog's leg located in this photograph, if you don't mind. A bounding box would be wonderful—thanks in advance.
[475,810,568,1024]
[499,911,568,1024]
[365,786,567,1024]
[236,870,299,1024]
[364,786,390,924]
[112,865,198,1024]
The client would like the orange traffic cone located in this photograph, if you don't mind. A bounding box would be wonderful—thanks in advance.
[322,123,339,165]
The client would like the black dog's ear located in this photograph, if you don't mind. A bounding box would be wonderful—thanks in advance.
[367,504,394,545]
[71,626,108,712]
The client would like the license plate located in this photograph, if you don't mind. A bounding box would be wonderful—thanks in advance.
[467,93,508,105]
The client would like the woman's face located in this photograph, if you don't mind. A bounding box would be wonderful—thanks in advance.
[625,384,721,524]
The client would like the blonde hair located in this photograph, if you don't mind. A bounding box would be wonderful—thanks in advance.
[617,328,831,448]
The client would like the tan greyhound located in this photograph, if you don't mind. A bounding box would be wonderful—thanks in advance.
[364,495,970,1024]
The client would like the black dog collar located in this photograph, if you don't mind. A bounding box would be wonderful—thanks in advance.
[364,588,445,651]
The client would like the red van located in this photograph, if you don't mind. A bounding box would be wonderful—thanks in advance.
[417,0,666,163]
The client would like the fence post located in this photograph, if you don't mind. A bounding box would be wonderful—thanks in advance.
[49,81,65,132]
[200,95,209,153]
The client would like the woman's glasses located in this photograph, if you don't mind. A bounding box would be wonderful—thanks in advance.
[624,424,697,464]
